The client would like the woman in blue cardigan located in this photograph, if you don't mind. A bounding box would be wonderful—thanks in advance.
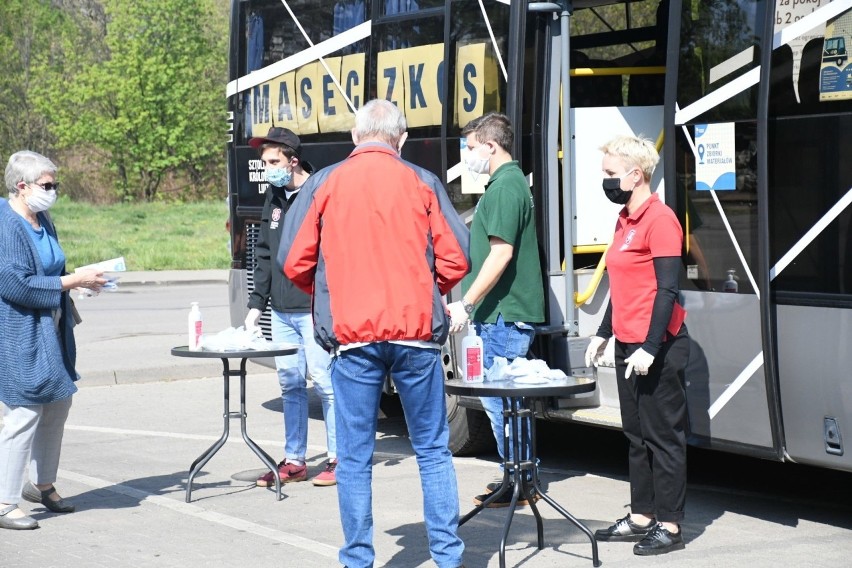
[0,151,106,530]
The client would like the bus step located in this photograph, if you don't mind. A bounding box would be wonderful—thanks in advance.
[543,404,623,430]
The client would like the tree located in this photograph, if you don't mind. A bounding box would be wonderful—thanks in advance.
[48,0,227,201]
[0,1,86,160]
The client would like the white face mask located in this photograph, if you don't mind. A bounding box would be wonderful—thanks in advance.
[464,145,491,179]
[25,184,58,213]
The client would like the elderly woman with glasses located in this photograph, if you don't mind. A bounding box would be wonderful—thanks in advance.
[0,151,106,530]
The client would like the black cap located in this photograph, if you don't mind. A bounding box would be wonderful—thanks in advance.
[248,127,302,154]
[248,127,313,173]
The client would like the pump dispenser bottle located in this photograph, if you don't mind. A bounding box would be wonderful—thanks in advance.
[188,302,203,350]
[462,323,484,383]
[723,269,738,293]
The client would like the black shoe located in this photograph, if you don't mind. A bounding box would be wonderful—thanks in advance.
[22,483,75,513]
[595,515,655,542]
[474,485,539,508]
[633,523,685,555]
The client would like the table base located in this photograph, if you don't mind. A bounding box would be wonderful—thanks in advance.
[458,397,601,567]
[186,357,282,502]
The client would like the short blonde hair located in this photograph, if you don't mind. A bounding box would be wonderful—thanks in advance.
[599,135,659,181]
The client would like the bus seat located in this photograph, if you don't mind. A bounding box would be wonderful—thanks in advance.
[571,50,623,107]
[769,44,797,115]
[798,38,823,113]
[627,52,665,106]
[627,0,668,107]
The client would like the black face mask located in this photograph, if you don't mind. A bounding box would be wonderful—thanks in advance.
[602,177,632,204]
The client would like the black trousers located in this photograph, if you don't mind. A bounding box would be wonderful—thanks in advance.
[615,327,690,524]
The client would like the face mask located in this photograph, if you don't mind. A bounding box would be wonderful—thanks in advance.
[465,145,491,179]
[25,184,57,212]
[602,171,636,205]
[265,167,292,188]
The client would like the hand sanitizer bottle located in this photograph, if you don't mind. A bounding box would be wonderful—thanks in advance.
[723,269,738,293]
[188,302,203,350]
[462,323,484,383]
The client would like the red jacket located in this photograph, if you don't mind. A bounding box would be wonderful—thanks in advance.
[280,143,470,351]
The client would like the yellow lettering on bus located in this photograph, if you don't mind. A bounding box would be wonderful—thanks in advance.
[295,62,320,135]
[456,43,501,128]
[248,43,498,136]
[403,43,444,127]
[377,49,406,110]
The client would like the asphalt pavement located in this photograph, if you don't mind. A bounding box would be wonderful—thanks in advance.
[2,271,852,567]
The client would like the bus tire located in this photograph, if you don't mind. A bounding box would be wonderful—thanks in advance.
[446,393,493,456]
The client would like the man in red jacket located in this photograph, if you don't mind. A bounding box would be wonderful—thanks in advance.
[280,99,469,568]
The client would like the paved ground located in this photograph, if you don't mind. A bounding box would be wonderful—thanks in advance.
[2,272,852,567]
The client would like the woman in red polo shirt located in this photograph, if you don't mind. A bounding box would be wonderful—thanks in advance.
[585,135,690,556]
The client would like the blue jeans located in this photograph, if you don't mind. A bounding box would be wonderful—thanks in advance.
[476,315,536,471]
[331,342,464,568]
[271,311,336,461]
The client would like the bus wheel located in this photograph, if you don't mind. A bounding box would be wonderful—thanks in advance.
[446,393,493,456]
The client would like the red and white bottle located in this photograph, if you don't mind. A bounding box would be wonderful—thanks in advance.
[188,302,203,350]
[462,324,484,383]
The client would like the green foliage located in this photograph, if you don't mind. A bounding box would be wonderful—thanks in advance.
[51,197,230,270]
[23,0,229,202]
[0,1,82,159]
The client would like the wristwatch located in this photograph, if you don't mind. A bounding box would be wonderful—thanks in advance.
[461,298,475,315]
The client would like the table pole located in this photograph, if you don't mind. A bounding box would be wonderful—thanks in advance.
[185,358,233,503]
[237,357,282,501]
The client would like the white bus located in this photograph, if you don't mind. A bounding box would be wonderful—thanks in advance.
[225,0,852,472]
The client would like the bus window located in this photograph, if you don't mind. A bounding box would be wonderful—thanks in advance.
[383,0,443,15]
[570,0,668,107]
[676,0,764,123]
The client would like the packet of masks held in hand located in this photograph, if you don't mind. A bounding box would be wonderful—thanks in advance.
[75,256,126,297]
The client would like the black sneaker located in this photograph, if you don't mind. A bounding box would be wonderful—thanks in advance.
[595,515,655,542]
[474,485,539,508]
[633,523,685,555]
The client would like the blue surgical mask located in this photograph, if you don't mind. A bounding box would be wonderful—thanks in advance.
[265,167,292,188]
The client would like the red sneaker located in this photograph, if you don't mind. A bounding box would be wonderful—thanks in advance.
[311,459,338,486]
[256,461,307,487]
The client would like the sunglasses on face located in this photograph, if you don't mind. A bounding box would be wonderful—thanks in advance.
[31,182,60,192]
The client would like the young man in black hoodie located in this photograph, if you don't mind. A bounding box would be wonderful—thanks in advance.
[245,127,337,487]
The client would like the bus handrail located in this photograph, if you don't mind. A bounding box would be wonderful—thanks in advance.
[570,66,666,77]
[574,243,610,307]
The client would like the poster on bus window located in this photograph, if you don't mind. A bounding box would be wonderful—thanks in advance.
[819,9,852,101]
[694,123,736,191]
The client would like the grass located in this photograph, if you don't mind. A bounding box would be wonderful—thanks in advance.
[50,197,230,271]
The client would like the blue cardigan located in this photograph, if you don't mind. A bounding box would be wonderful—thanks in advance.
[0,199,78,405]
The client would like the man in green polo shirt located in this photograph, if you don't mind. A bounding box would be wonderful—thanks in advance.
[448,112,545,508]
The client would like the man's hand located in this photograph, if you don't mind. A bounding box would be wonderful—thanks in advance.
[624,348,655,379]
[245,308,262,332]
[584,336,607,368]
[447,301,469,334]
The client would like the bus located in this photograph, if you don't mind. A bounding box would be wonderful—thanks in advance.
[225,0,852,473]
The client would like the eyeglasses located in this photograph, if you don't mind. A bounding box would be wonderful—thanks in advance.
[32,182,60,192]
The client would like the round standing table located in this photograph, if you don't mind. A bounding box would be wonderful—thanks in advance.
[445,377,601,567]
[171,345,300,502]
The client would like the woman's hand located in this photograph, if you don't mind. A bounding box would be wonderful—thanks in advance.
[61,270,107,292]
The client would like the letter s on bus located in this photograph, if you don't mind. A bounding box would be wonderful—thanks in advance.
[463,63,478,113]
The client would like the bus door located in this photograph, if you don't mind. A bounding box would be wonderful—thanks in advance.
[765,0,852,471]
[670,0,777,458]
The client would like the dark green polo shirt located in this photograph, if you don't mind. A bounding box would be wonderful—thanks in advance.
[462,161,545,324]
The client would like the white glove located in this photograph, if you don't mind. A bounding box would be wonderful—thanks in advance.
[584,336,607,368]
[447,301,469,335]
[244,308,262,332]
[624,348,655,379]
